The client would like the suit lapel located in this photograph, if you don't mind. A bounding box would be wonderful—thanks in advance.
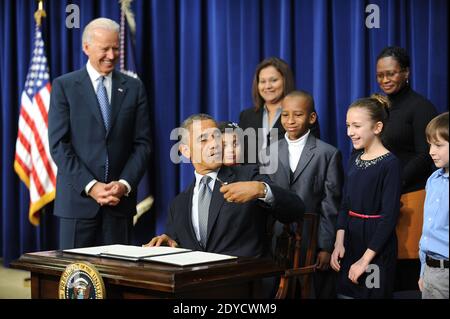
[205,167,233,244]
[183,182,200,246]
[251,108,264,128]
[278,139,291,186]
[108,70,127,137]
[272,116,285,140]
[75,69,106,133]
[292,134,316,184]
[255,109,265,151]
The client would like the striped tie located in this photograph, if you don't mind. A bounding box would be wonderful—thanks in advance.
[198,175,212,247]
[96,76,111,181]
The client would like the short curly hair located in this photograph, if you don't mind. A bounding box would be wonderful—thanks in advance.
[376,46,410,70]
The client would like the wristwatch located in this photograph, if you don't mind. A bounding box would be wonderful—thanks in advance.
[262,182,268,197]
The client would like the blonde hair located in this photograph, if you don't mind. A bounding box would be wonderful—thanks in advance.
[349,93,390,134]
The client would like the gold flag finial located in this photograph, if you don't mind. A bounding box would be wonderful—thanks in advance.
[119,0,136,34]
[34,0,46,26]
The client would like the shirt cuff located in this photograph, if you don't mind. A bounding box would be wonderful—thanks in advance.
[85,179,98,195]
[258,182,274,205]
[419,250,426,277]
[119,179,132,196]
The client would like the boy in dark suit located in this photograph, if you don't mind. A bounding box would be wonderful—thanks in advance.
[266,91,344,298]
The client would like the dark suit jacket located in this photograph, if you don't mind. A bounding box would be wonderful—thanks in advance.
[268,134,343,252]
[165,165,304,257]
[48,67,151,219]
[239,107,321,164]
[239,107,285,164]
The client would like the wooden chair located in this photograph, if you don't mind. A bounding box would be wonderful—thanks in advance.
[273,213,319,299]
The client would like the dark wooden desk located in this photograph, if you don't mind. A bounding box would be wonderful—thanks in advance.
[11,250,282,299]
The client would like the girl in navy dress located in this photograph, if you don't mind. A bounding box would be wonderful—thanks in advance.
[330,94,402,298]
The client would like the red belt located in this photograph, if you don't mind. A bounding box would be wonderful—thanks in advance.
[348,210,381,219]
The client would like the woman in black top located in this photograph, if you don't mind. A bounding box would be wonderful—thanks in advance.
[376,46,438,292]
[239,57,319,164]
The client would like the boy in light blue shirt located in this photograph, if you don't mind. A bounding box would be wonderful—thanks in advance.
[418,112,449,299]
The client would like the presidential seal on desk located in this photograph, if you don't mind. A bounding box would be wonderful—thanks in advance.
[58,262,106,299]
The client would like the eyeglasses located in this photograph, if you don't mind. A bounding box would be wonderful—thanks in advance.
[376,70,404,81]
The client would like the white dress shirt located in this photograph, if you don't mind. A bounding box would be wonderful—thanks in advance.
[192,170,218,242]
[284,130,310,172]
[86,60,112,102]
[191,168,274,242]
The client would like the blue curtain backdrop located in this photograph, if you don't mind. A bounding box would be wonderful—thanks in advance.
[1,0,448,266]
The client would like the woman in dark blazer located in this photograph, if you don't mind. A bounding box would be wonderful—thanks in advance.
[239,57,319,164]
[376,46,438,292]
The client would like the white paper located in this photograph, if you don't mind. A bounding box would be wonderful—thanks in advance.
[144,251,237,266]
[101,245,190,258]
[64,244,190,259]
[64,244,116,256]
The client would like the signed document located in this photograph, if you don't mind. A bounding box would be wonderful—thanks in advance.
[143,251,237,266]
[64,245,237,265]
[64,244,190,261]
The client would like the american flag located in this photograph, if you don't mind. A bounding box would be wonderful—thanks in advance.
[14,24,57,226]
[119,0,153,224]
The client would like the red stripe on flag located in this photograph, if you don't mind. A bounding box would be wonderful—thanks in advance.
[20,107,57,187]
[17,128,31,153]
[30,163,45,197]
[14,153,31,176]
[14,24,57,225]
[34,89,48,126]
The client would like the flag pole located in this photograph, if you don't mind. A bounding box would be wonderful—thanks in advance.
[118,0,154,227]
[34,0,47,244]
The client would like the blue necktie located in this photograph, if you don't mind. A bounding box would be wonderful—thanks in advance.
[96,76,111,181]
[198,175,212,247]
